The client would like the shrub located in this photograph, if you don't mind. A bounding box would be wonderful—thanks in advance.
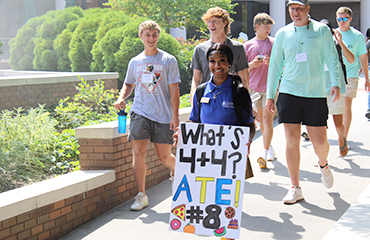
[0,106,58,192]
[9,16,46,70]
[52,77,119,131]
[69,8,108,72]
[91,10,130,72]
[54,20,81,71]
[33,7,83,71]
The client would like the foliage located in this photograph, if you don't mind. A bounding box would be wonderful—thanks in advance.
[0,18,2,56]
[52,77,119,131]
[105,0,236,32]
[0,107,58,192]
[9,16,46,70]
[54,20,81,71]
[91,10,130,72]
[180,94,191,109]
[33,7,84,71]
[69,8,108,72]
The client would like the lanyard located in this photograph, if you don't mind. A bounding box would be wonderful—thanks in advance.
[257,38,268,55]
[294,21,310,53]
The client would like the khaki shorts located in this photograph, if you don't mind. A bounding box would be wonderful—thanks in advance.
[343,77,359,98]
[249,89,278,111]
[327,94,345,115]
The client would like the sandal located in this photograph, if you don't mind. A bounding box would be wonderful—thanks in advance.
[339,137,349,157]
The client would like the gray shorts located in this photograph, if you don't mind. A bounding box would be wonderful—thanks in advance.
[128,112,173,144]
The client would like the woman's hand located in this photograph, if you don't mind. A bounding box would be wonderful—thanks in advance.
[172,127,180,146]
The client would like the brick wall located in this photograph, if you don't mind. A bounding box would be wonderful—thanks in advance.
[0,133,175,240]
[0,79,117,112]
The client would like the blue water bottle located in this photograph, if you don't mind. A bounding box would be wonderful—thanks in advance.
[118,109,127,133]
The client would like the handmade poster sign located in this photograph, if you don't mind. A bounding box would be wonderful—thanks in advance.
[169,122,249,239]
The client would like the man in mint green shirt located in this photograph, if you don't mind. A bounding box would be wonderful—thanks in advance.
[266,0,342,204]
[336,6,370,141]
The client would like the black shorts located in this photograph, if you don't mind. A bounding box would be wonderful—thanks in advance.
[276,93,328,126]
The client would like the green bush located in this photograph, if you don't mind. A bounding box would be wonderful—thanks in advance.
[69,8,108,72]
[0,107,58,192]
[33,7,83,71]
[54,20,80,71]
[52,77,119,131]
[9,16,46,70]
[91,11,130,72]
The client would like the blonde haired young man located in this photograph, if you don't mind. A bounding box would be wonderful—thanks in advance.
[114,20,180,211]
[336,6,370,142]
[244,13,276,168]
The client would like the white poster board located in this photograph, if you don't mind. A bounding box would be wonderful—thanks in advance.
[169,122,249,239]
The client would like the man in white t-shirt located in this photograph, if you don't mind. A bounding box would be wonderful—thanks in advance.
[114,20,180,211]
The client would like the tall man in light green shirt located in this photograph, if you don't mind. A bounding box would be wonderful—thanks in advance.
[266,0,342,204]
[336,6,370,141]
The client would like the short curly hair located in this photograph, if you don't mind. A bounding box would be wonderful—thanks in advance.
[202,7,231,35]
[138,20,161,37]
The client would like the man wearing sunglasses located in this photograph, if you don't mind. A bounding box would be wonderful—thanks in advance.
[336,7,370,140]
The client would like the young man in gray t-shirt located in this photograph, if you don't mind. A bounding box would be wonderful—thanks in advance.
[114,20,180,211]
[190,7,249,102]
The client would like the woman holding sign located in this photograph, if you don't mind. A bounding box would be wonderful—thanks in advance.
[174,43,255,240]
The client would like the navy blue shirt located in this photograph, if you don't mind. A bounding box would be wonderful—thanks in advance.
[189,76,254,125]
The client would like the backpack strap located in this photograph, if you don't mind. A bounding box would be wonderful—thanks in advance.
[196,83,207,123]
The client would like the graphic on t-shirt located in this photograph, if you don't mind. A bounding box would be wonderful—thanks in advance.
[139,64,162,92]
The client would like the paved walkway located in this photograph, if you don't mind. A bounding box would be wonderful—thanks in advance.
[60,77,370,240]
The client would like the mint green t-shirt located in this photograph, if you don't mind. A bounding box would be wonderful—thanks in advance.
[267,20,342,99]
[338,27,367,78]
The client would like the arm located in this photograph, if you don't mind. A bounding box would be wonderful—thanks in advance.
[169,82,180,130]
[190,69,203,105]
[248,56,264,71]
[237,68,250,89]
[114,83,135,111]
[359,53,370,92]
[334,30,355,64]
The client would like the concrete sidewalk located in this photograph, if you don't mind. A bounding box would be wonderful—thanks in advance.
[60,77,370,240]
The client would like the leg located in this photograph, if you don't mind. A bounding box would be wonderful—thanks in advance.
[132,139,149,194]
[366,92,370,119]
[283,124,301,187]
[343,96,353,139]
[332,114,348,156]
[306,126,329,167]
[154,143,176,174]
[262,107,274,151]
[257,108,264,134]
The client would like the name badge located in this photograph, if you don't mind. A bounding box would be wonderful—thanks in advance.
[324,63,329,71]
[200,97,210,103]
[142,71,153,83]
[296,52,307,63]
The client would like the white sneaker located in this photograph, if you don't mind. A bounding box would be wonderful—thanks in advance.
[267,145,276,161]
[320,163,334,188]
[257,149,268,168]
[283,185,304,204]
[130,192,149,211]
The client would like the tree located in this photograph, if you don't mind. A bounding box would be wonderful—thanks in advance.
[105,0,236,32]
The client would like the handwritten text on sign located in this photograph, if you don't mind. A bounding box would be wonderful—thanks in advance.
[169,122,249,239]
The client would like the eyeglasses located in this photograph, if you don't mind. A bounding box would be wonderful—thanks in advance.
[337,17,349,22]
[207,19,222,25]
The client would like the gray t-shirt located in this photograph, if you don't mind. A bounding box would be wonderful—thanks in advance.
[125,49,181,124]
[190,38,249,82]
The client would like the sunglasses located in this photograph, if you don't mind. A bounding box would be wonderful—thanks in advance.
[337,17,349,22]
